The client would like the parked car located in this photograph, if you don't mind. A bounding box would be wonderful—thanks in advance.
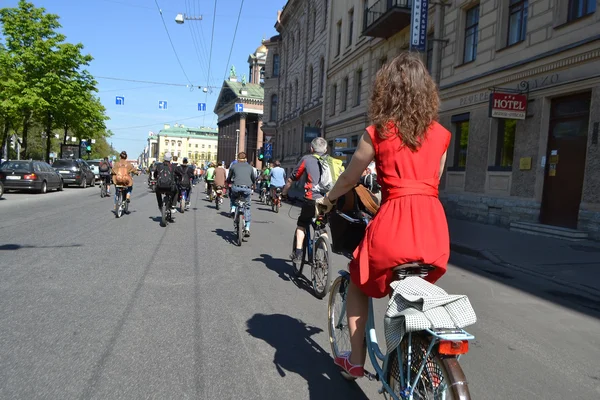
[0,160,64,193]
[52,159,95,188]
[86,159,102,182]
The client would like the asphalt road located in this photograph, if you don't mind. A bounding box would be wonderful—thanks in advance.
[0,176,599,399]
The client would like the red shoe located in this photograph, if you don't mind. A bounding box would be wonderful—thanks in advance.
[334,352,364,380]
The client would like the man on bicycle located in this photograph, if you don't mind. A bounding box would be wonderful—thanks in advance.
[155,152,177,212]
[227,152,256,236]
[282,137,328,264]
[99,157,112,196]
[260,164,271,201]
[111,151,139,209]
[269,160,286,199]
[213,162,227,200]
[205,162,216,199]
[176,158,193,209]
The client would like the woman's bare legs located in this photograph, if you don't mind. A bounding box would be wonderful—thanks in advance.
[346,280,369,366]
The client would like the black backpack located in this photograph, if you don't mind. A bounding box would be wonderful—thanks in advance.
[179,166,192,187]
[156,164,174,190]
[99,161,109,172]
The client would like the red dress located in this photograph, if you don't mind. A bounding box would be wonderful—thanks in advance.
[349,122,451,298]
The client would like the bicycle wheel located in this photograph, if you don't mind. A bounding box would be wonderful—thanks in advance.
[387,334,469,400]
[327,275,352,362]
[291,234,306,276]
[216,196,220,210]
[115,192,123,218]
[100,183,106,198]
[179,196,185,214]
[124,197,129,214]
[237,215,244,246]
[312,235,332,299]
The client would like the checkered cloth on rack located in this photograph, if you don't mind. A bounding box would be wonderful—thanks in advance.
[384,277,477,353]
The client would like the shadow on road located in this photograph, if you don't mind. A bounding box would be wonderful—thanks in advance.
[246,313,368,400]
[253,253,314,295]
[213,228,237,245]
[0,243,83,251]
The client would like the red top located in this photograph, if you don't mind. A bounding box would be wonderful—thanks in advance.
[349,121,451,298]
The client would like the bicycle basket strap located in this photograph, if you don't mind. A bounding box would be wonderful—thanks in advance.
[354,184,380,216]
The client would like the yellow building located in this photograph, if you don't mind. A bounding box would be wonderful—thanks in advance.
[148,124,219,167]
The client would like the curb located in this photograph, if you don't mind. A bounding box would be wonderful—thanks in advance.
[450,242,600,300]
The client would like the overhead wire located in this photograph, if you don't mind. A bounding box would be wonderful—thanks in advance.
[203,0,219,125]
[110,114,211,131]
[96,76,221,89]
[153,0,194,86]
[185,0,209,75]
[222,0,245,81]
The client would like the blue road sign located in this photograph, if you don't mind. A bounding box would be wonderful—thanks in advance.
[235,103,244,112]
[116,96,125,105]
[198,103,207,111]
[159,101,168,110]
[264,143,273,159]
[410,0,429,52]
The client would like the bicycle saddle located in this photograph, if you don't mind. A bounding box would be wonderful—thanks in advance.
[391,263,434,281]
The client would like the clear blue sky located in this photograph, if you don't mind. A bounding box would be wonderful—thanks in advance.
[4,0,282,157]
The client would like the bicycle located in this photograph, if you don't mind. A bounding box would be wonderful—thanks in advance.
[232,198,249,246]
[270,187,282,213]
[114,185,129,218]
[327,212,476,399]
[214,185,224,210]
[178,185,190,214]
[291,211,332,299]
[99,178,107,198]
[259,185,268,204]
[160,192,174,227]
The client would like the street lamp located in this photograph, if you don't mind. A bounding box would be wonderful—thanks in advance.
[175,13,203,24]
[235,129,240,156]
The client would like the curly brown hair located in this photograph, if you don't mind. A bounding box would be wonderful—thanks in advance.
[368,52,440,151]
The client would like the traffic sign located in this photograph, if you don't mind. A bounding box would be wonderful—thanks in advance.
[264,142,273,158]
[198,103,207,111]
[116,96,125,105]
[410,0,429,52]
[235,103,244,112]
[159,101,168,110]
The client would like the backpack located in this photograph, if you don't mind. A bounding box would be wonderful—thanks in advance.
[115,163,132,186]
[313,154,344,194]
[156,164,174,190]
[179,166,192,187]
[99,161,109,172]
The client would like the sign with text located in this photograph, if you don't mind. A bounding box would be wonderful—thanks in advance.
[410,0,429,52]
[303,127,320,143]
[489,92,527,120]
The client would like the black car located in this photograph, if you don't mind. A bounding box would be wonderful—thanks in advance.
[0,160,64,193]
[52,159,95,188]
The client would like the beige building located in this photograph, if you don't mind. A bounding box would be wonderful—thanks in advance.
[262,34,281,164]
[438,0,600,239]
[265,0,329,173]
[148,124,218,167]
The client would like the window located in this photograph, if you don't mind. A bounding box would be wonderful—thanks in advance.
[195,144,198,148]
[348,9,354,47]
[362,0,369,32]
[351,135,359,147]
[295,79,299,110]
[270,94,278,121]
[568,0,596,21]
[463,6,480,63]
[319,58,325,96]
[355,70,363,106]
[313,9,317,39]
[202,144,205,148]
[323,0,328,31]
[208,145,211,149]
[507,0,528,46]
[308,65,314,101]
[378,56,388,71]
[451,113,470,168]
[495,119,516,168]
[426,34,434,73]
[341,77,349,111]
[336,20,342,56]
[330,84,337,115]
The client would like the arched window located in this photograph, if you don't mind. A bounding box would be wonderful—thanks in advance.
[270,94,278,122]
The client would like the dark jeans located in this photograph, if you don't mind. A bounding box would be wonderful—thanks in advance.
[156,189,175,209]
[231,186,252,223]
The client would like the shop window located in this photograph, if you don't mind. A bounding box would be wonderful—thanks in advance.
[568,0,596,21]
[495,119,516,168]
[351,135,359,148]
[463,6,480,63]
[507,0,528,46]
[451,113,470,169]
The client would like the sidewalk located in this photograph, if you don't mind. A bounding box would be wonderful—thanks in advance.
[448,218,600,297]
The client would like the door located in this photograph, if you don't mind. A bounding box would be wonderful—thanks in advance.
[540,92,591,228]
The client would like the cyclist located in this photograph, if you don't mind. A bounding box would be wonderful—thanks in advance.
[111,151,139,207]
[155,152,177,213]
[282,137,329,265]
[205,162,216,198]
[213,162,227,202]
[260,163,271,201]
[227,152,256,237]
[269,160,286,199]
[176,158,193,209]
[316,53,451,379]
[98,156,112,196]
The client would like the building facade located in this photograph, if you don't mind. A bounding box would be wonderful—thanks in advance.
[262,34,282,165]
[267,0,330,173]
[148,124,218,167]
[214,49,265,167]
[438,0,600,238]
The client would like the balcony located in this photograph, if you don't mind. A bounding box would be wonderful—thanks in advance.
[363,0,412,39]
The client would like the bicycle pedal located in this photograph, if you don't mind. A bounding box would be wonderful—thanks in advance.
[364,370,378,381]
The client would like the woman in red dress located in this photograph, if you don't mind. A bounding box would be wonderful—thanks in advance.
[317,52,451,379]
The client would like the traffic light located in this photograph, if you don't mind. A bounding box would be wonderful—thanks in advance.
[258,147,264,160]
[86,144,92,154]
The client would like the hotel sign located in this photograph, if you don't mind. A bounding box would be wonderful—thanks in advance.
[489,92,527,120]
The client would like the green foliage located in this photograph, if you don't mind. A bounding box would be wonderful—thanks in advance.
[0,0,110,161]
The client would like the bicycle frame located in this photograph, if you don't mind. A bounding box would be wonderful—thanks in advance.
[304,217,328,261]
[335,270,474,400]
